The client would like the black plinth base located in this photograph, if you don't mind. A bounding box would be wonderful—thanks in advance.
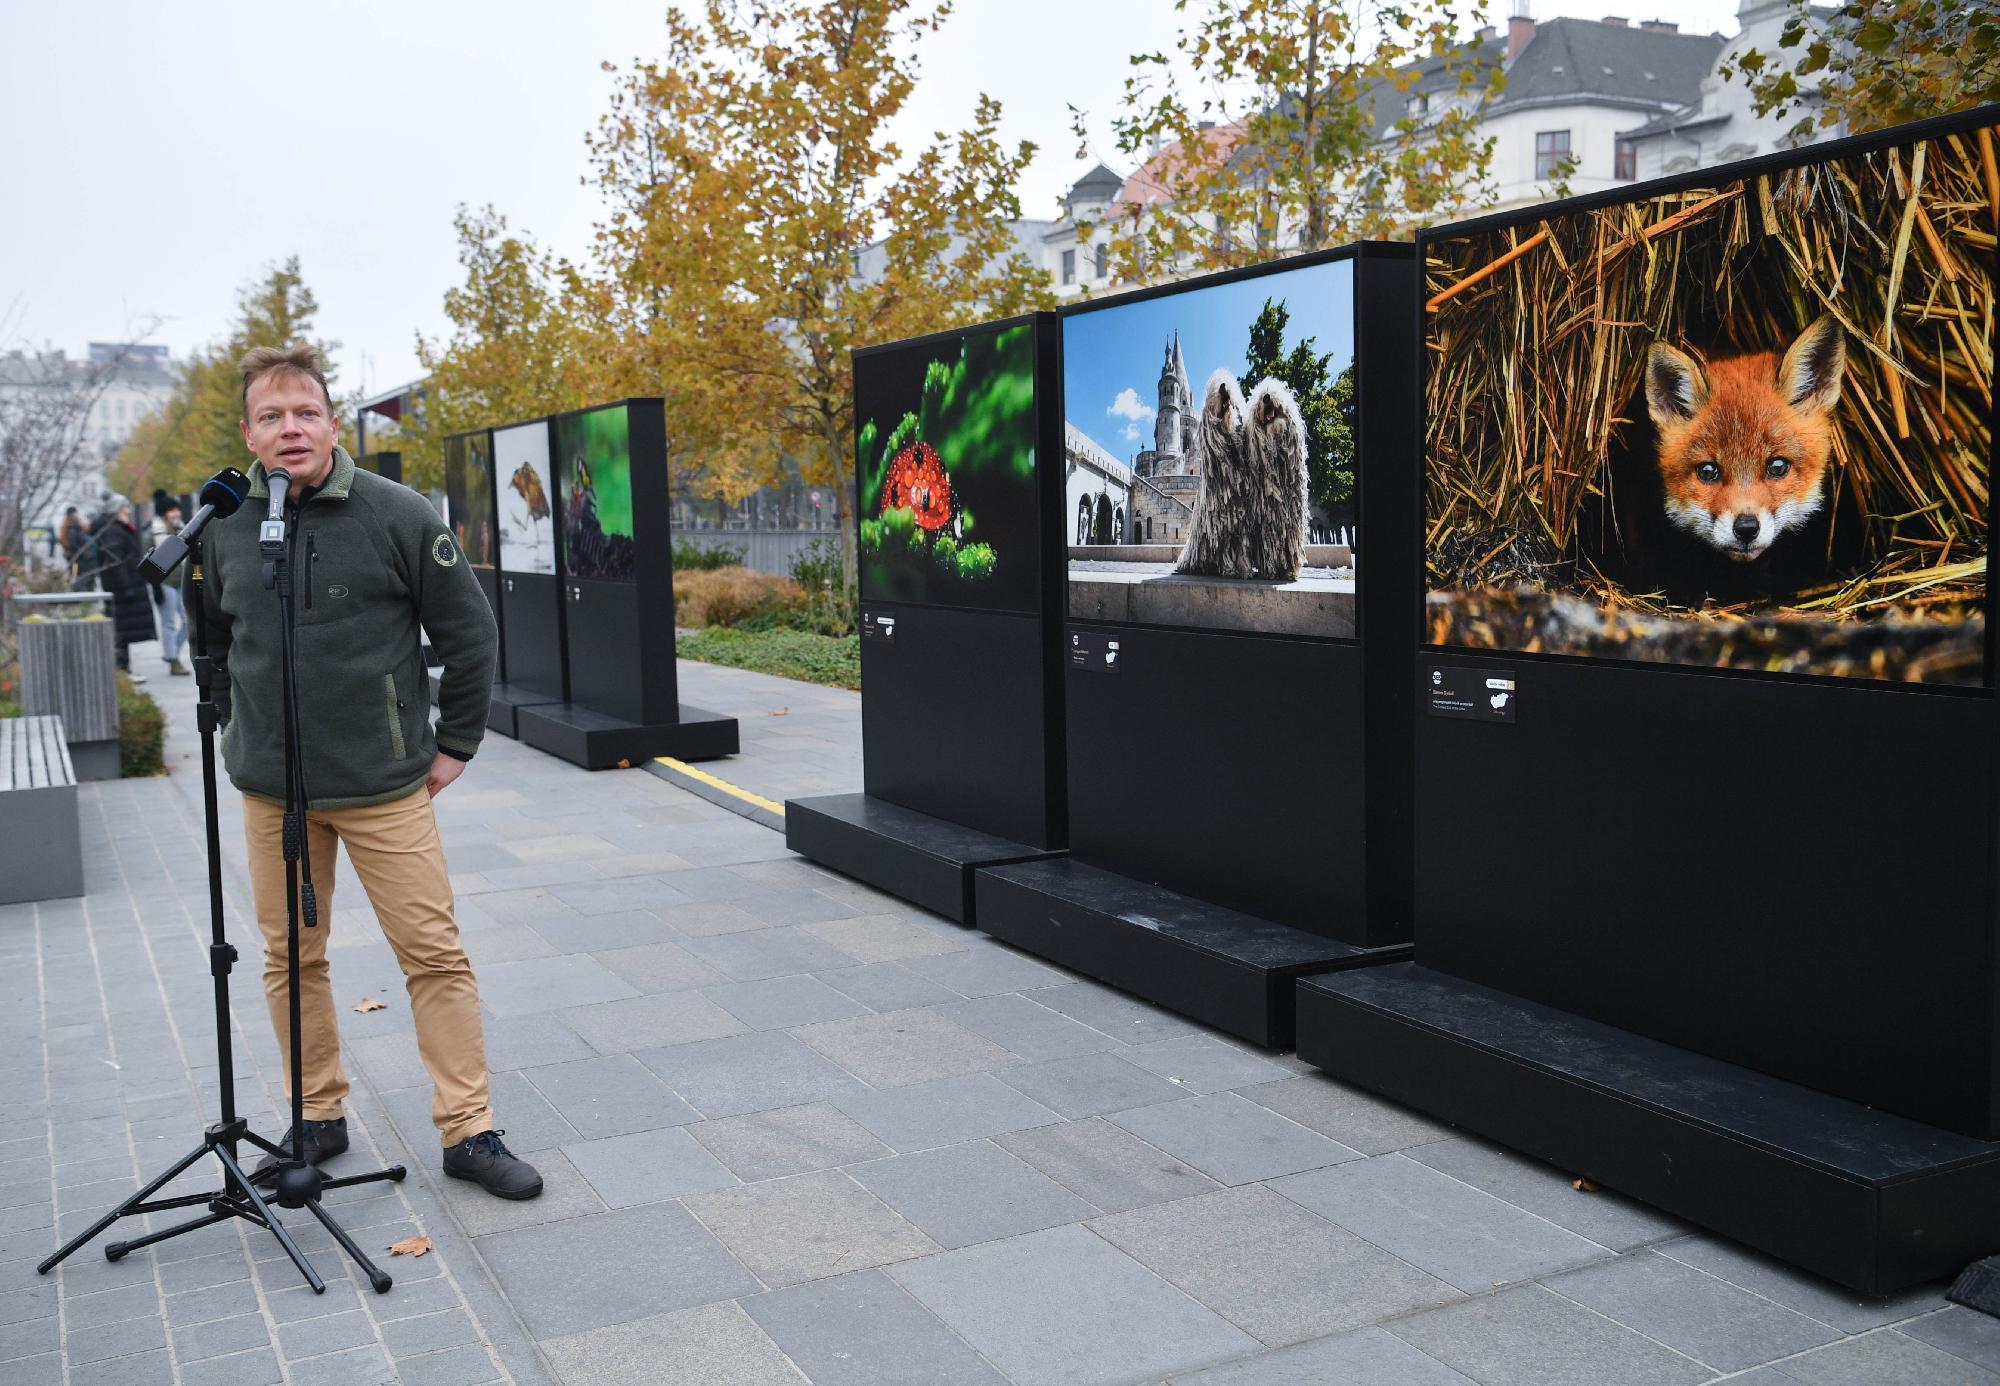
[1951,1258,2000,1318]
[516,702,739,770]
[784,793,1060,925]
[482,680,563,738]
[976,858,1409,1049]
[1297,963,2000,1296]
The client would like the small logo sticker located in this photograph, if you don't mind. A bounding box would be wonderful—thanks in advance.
[431,535,458,567]
[327,583,350,599]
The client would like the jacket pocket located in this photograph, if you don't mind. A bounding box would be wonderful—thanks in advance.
[383,673,406,760]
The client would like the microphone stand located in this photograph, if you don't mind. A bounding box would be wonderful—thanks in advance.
[38,479,405,1295]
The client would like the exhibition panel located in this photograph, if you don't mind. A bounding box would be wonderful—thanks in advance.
[1296,107,2000,1294]
[517,398,740,768]
[787,315,1067,921]
[976,244,1420,1044]
[486,416,567,735]
[442,429,502,687]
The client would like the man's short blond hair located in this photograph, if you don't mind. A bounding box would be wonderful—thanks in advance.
[239,344,333,417]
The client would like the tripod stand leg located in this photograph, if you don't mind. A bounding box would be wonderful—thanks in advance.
[304,1199,395,1294]
[104,1209,234,1262]
[215,1145,325,1294]
[38,1140,212,1273]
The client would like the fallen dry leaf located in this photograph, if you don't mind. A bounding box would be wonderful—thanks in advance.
[616,758,632,769]
[353,997,387,1013]
[768,707,789,717]
[1571,1177,1601,1193]
[386,1235,431,1258]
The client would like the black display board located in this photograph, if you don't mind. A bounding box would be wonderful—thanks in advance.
[442,430,502,686]
[787,314,1067,917]
[1063,242,1418,944]
[354,450,404,484]
[491,415,568,723]
[967,244,1419,1042]
[515,399,738,769]
[1298,108,2000,1295]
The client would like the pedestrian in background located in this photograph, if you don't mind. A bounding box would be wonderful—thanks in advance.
[86,495,156,683]
[149,493,191,675]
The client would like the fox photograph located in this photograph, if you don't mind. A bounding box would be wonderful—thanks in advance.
[1424,117,1997,685]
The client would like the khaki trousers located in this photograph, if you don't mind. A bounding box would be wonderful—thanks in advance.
[242,787,493,1147]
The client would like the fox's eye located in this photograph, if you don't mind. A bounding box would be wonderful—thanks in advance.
[1765,457,1790,478]
[1695,462,1722,484]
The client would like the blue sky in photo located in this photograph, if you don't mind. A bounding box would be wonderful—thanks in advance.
[1063,257,1354,465]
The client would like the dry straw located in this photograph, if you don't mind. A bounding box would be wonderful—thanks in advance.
[1425,126,1996,679]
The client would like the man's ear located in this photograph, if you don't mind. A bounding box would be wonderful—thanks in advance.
[1646,342,1708,427]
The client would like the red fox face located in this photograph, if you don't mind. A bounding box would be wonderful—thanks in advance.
[1645,315,1845,562]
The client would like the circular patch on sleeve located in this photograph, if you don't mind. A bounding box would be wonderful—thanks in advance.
[432,534,459,567]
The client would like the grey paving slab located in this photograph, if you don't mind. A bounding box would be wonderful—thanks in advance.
[1109,1091,1362,1187]
[795,1008,1016,1089]
[529,910,683,954]
[476,1200,760,1339]
[71,1346,175,1386]
[1406,1138,1688,1251]
[743,1267,1006,1386]
[998,1117,1224,1215]
[1275,1152,1610,1292]
[997,1050,1191,1119]
[1546,1248,1840,1372]
[1651,1235,1951,1333]
[540,1300,804,1386]
[432,1149,607,1236]
[557,990,748,1054]
[651,869,774,906]
[472,955,638,1015]
[1092,1183,1462,1347]
[520,1054,701,1137]
[685,1168,939,1287]
[377,1307,480,1358]
[800,912,967,963]
[1389,1283,1709,1386]
[1900,1306,2000,1374]
[1779,1328,2000,1384]
[636,1030,869,1119]
[1120,1034,1293,1095]
[1171,1326,1477,1386]
[835,1072,1066,1153]
[704,974,872,1030]
[890,1223,1258,1385]
[680,924,869,981]
[590,939,730,995]
[172,1311,271,1363]
[690,1101,893,1182]
[1031,981,1203,1042]
[815,961,962,1013]
[180,1347,285,1386]
[901,946,1074,999]
[850,1139,1100,1249]
[461,923,562,965]
[273,1306,379,1360]
[547,876,691,915]
[934,993,1123,1062]
[394,1342,505,1386]
[563,1127,739,1207]
[473,888,580,925]
[480,1013,597,1072]
[66,1310,168,1364]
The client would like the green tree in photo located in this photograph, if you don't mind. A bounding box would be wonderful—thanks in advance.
[1242,297,1355,509]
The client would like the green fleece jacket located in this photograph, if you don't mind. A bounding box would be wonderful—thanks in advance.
[202,447,496,808]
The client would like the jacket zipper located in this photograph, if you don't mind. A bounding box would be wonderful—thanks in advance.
[304,530,317,611]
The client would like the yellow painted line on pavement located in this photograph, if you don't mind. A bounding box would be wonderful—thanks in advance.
[654,758,785,816]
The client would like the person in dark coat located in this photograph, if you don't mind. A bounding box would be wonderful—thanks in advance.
[87,495,156,682]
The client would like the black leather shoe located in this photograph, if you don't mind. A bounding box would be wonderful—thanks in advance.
[443,1130,543,1200]
[252,1117,349,1179]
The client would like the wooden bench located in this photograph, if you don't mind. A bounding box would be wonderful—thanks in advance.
[1,715,84,904]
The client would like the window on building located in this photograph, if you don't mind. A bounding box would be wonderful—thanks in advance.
[1407,93,1429,119]
[1094,243,1108,279]
[1535,129,1572,180]
[1614,139,1636,180]
[1061,249,1076,285]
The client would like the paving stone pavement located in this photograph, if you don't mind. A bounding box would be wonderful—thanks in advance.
[2,649,1986,1385]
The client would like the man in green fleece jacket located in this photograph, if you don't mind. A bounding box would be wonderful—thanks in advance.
[203,344,541,1200]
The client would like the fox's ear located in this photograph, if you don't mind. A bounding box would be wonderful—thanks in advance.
[1779,314,1845,415]
[1645,343,1707,427]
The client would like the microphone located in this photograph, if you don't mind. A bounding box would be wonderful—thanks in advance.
[140,467,249,583]
[259,467,293,557]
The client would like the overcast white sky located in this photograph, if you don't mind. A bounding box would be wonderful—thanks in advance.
[0,0,1742,397]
